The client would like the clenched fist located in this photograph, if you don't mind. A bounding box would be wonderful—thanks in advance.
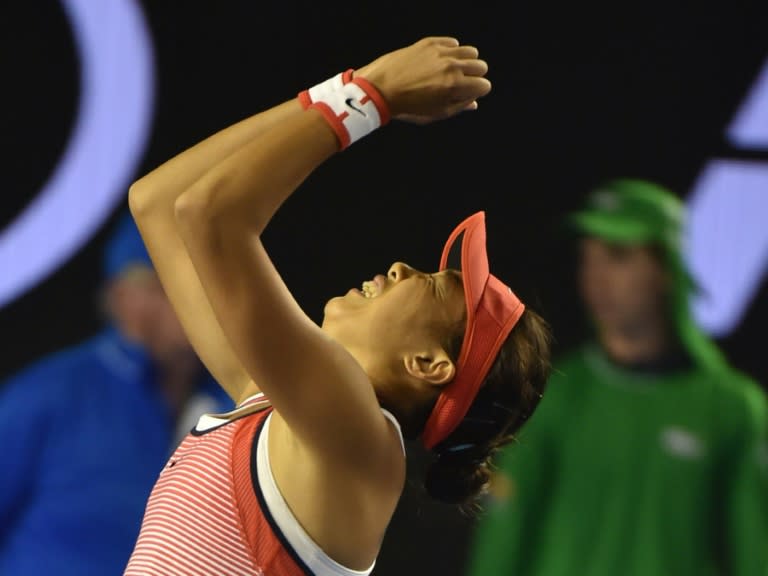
[355,36,492,124]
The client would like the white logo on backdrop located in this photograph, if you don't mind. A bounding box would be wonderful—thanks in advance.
[0,0,154,308]
[685,56,768,336]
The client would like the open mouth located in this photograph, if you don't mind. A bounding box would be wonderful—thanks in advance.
[361,280,377,298]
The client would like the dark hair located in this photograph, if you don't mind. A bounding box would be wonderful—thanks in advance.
[423,307,552,515]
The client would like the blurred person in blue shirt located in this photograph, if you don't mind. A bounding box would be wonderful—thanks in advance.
[0,211,234,575]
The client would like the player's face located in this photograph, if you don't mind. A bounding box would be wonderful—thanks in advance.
[322,262,466,374]
[578,237,669,333]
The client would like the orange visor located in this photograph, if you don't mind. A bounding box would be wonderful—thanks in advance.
[420,211,525,450]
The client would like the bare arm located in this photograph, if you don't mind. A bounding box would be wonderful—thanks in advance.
[174,110,379,465]
[172,37,491,468]
[129,100,303,404]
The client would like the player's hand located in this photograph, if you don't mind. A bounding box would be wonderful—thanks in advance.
[354,36,491,125]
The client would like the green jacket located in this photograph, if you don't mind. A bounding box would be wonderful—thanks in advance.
[467,343,768,576]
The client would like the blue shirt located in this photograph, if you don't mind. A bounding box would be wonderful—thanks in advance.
[0,328,234,575]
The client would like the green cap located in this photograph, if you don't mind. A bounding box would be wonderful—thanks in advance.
[568,178,728,372]
[568,179,684,251]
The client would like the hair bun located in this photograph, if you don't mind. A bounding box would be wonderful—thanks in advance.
[423,450,491,506]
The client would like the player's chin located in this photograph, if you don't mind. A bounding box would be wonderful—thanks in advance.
[322,294,357,323]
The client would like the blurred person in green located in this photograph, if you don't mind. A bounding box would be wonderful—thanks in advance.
[465,179,768,575]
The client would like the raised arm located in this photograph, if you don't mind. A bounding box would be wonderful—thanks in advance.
[129,100,303,404]
[173,37,491,467]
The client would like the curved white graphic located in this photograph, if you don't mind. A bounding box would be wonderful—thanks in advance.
[685,160,768,336]
[728,57,768,150]
[0,0,154,308]
[685,55,768,336]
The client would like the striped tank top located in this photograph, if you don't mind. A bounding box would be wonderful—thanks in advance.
[124,394,403,575]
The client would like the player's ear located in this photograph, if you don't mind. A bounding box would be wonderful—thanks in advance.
[403,349,455,387]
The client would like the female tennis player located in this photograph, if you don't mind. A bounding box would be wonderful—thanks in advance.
[124,35,551,575]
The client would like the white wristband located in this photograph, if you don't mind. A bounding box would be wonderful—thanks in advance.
[298,69,354,109]
[308,78,391,150]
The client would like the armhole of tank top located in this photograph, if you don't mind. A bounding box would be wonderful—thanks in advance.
[248,412,378,576]
[193,395,270,436]
[238,392,266,408]
[380,408,406,457]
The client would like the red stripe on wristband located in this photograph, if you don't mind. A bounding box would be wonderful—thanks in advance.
[350,77,391,125]
[298,90,313,110]
[309,102,351,150]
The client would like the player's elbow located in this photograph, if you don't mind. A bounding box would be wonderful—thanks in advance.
[173,180,226,239]
[173,189,205,232]
[127,178,156,221]
[177,169,248,227]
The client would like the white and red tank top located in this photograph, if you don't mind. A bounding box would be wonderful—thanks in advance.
[124,394,403,575]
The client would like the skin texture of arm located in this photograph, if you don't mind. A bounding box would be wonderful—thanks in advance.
[173,108,393,469]
[129,101,302,405]
[172,36,491,471]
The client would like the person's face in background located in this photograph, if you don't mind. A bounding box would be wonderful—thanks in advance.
[106,265,194,365]
[578,237,670,337]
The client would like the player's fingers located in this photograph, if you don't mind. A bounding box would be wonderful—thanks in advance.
[445,45,481,60]
[458,58,489,78]
[454,76,492,101]
[423,36,461,48]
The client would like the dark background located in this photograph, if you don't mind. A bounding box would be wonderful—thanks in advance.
[2,2,767,574]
